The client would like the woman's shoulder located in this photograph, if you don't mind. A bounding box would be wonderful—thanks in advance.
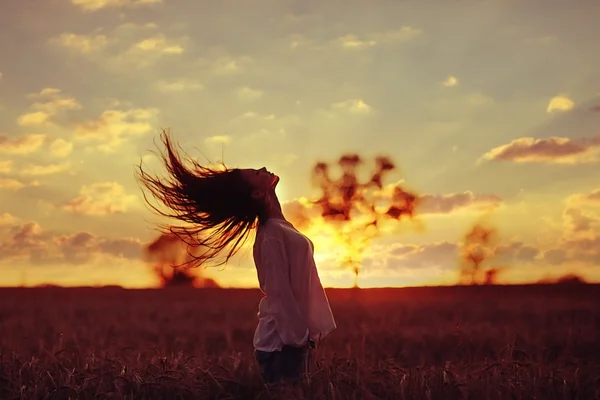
[258,218,293,239]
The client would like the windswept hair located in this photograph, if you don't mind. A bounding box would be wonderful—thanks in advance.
[136,130,264,268]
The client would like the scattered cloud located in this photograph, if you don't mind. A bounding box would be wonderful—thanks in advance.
[63,182,138,215]
[331,98,372,114]
[50,33,109,54]
[568,188,600,205]
[209,56,254,75]
[371,27,423,43]
[547,95,574,113]
[133,34,184,54]
[204,135,231,145]
[0,134,46,155]
[156,79,203,93]
[74,107,159,151]
[337,34,377,50]
[480,135,600,164]
[0,160,13,174]
[20,161,72,176]
[335,26,422,50]
[419,192,503,214]
[0,220,143,264]
[442,76,458,87]
[71,0,162,12]
[236,86,264,101]
[17,89,81,127]
[0,213,19,225]
[0,178,26,190]
[49,26,186,71]
[237,112,275,121]
[367,241,458,272]
[49,139,74,158]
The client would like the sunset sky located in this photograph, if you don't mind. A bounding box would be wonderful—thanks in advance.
[1,0,599,288]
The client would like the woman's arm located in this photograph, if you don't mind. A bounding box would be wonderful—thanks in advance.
[258,236,309,347]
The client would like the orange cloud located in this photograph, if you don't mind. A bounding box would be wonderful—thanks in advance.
[0,178,26,191]
[0,213,19,225]
[0,220,143,265]
[50,33,109,54]
[20,162,72,176]
[49,139,73,158]
[418,192,502,214]
[71,0,162,12]
[547,95,574,113]
[0,160,13,174]
[63,182,138,215]
[480,135,600,164]
[17,89,81,127]
[331,98,372,114]
[0,134,46,155]
[74,107,158,151]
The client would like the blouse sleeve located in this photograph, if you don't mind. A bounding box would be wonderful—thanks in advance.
[259,236,309,347]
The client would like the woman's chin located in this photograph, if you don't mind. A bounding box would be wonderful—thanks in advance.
[270,175,280,188]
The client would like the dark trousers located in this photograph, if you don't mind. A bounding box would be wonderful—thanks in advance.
[255,345,310,384]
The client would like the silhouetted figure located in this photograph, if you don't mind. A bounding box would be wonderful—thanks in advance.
[137,131,336,385]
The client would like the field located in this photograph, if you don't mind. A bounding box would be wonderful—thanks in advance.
[0,285,599,400]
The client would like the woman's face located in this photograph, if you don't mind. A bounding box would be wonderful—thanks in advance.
[240,167,279,197]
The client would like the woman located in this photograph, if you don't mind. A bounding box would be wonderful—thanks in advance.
[136,131,337,384]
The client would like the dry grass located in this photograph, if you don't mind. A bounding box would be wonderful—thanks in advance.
[0,285,599,399]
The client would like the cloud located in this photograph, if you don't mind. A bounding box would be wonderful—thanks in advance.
[480,134,600,164]
[209,56,254,75]
[50,26,186,71]
[563,207,596,236]
[0,160,12,174]
[237,112,275,121]
[331,98,372,114]
[204,135,231,145]
[0,134,46,155]
[547,95,575,113]
[366,241,458,271]
[50,33,108,54]
[493,241,541,264]
[133,34,184,54]
[337,34,377,50]
[156,79,203,93]
[71,0,162,12]
[0,178,26,190]
[562,189,600,238]
[566,188,600,205]
[418,192,503,214]
[0,221,143,265]
[0,213,19,225]
[371,27,423,43]
[63,182,138,215]
[49,139,73,158]
[74,107,158,151]
[17,89,81,127]
[236,86,264,101]
[20,162,72,176]
[335,26,422,50]
[442,76,458,87]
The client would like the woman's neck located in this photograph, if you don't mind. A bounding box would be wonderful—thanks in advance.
[264,190,286,222]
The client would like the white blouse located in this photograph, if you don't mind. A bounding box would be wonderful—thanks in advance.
[253,218,337,352]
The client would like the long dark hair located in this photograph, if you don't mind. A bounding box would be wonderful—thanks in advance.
[136,130,265,268]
